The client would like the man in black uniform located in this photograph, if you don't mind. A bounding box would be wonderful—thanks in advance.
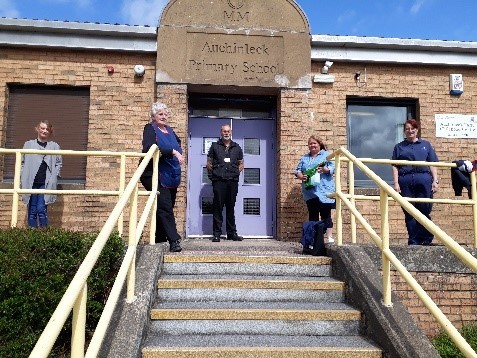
[207,124,244,242]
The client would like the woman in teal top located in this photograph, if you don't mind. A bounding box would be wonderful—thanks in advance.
[295,135,335,243]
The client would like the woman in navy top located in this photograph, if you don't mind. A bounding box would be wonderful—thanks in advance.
[140,102,184,252]
[392,119,439,245]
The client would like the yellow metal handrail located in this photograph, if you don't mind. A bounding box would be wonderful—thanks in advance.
[330,147,477,358]
[24,144,160,358]
[0,147,153,234]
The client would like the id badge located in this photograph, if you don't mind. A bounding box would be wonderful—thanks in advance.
[224,158,231,163]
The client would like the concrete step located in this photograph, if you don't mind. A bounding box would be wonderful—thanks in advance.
[142,249,382,358]
[157,275,344,302]
[142,335,382,358]
[163,255,331,277]
[163,254,332,276]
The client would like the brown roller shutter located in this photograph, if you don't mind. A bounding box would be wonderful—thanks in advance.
[4,85,90,182]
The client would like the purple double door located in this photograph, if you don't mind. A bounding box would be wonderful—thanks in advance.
[187,117,275,238]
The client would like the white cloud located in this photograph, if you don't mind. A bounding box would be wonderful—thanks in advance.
[0,0,20,18]
[337,9,356,24]
[410,0,427,15]
[121,0,168,26]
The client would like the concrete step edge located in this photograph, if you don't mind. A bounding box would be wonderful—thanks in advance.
[164,254,331,265]
[157,278,344,290]
[142,346,382,358]
[150,308,361,321]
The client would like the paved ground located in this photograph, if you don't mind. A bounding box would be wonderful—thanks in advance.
[177,238,307,256]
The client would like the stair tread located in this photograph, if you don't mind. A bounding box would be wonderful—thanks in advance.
[154,301,356,311]
[164,254,331,264]
[159,274,339,282]
[143,334,380,349]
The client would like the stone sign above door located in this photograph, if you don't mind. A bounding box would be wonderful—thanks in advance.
[156,0,311,89]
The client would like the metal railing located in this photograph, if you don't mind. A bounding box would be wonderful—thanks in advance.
[1,145,160,357]
[329,147,477,358]
[0,147,155,237]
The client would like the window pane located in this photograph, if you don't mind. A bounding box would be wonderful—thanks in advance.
[244,138,260,155]
[347,104,410,187]
[243,168,260,185]
[201,197,213,215]
[203,137,219,154]
[4,85,90,182]
[202,167,212,184]
[243,198,260,215]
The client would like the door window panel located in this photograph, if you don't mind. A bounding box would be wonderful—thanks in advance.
[202,167,212,184]
[203,137,218,154]
[243,168,260,185]
[243,198,260,215]
[201,197,214,215]
[244,138,260,155]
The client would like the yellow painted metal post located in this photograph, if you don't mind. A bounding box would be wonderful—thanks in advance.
[349,161,357,243]
[71,283,87,358]
[471,172,477,248]
[127,185,138,303]
[149,148,159,245]
[11,152,22,227]
[380,188,392,306]
[335,154,342,245]
[118,154,126,236]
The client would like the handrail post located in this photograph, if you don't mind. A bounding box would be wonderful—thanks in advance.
[335,154,342,245]
[380,188,392,306]
[11,152,22,227]
[149,148,159,245]
[118,154,126,236]
[126,184,138,303]
[71,283,87,358]
[471,172,477,248]
[349,161,357,243]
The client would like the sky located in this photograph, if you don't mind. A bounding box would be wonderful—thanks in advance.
[1,0,477,42]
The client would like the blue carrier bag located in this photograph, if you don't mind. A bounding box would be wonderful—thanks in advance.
[301,220,327,256]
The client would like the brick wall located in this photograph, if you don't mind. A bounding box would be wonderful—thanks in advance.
[0,47,157,233]
[278,61,477,243]
[2,47,477,246]
[392,271,477,336]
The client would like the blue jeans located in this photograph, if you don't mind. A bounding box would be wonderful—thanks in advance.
[28,183,48,228]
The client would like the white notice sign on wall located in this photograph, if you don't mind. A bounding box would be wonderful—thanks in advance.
[435,114,477,138]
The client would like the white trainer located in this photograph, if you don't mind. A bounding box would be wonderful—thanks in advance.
[327,237,335,244]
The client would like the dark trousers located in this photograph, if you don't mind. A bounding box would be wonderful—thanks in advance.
[212,179,239,237]
[140,176,181,244]
[306,197,334,230]
[399,172,434,245]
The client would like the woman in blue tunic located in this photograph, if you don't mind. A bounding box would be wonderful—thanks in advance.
[140,102,184,252]
[295,136,335,243]
[392,119,439,245]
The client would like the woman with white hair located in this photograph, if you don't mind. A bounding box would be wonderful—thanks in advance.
[140,102,184,252]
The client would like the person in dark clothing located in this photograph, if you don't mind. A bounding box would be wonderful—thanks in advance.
[207,124,244,242]
[140,102,184,252]
[392,119,439,246]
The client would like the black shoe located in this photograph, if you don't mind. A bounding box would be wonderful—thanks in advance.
[422,242,436,246]
[170,241,182,252]
[227,234,243,241]
[212,236,220,242]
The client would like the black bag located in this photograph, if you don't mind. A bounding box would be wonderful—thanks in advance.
[301,220,327,256]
